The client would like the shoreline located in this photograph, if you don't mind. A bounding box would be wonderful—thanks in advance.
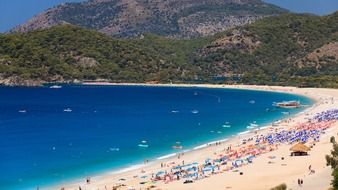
[46,84,337,190]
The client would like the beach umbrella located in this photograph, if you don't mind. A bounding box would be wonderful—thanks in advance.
[290,142,310,155]
[156,171,165,176]
[144,181,156,189]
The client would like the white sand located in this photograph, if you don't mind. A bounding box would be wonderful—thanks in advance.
[50,84,338,190]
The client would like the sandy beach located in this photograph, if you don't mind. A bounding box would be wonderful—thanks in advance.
[51,84,338,190]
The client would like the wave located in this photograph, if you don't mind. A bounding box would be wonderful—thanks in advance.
[157,153,177,160]
[238,130,250,135]
[193,144,208,150]
[259,126,269,130]
[112,164,144,174]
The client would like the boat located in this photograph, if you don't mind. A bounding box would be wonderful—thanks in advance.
[172,141,183,149]
[109,148,120,151]
[63,108,72,112]
[191,110,199,114]
[138,140,149,148]
[172,145,183,149]
[50,85,62,89]
[247,123,259,129]
[18,110,27,113]
[138,144,149,148]
[249,100,255,104]
[273,101,300,108]
[222,124,231,128]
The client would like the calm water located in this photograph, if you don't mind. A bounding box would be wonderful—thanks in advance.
[0,85,312,189]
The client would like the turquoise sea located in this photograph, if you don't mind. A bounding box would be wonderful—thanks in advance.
[0,85,313,189]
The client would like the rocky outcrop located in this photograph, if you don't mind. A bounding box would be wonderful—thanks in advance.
[297,42,338,68]
[75,56,99,68]
[0,75,44,86]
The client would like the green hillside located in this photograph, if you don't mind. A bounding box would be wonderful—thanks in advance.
[0,25,209,83]
[193,12,338,87]
[0,12,337,87]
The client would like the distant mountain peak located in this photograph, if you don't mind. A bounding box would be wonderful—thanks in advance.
[10,0,287,38]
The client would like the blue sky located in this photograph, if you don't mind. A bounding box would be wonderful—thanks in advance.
[0,0,84,32]
[264,0,338,15]
[0,0,337,32]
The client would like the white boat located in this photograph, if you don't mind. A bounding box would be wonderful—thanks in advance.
[247,123,259,129]
[222,124,231,128]
[138,144,149,148]
[50,85,62,89]
[249,100,255,104]
[191,110,199,114]
[63,108,72,112]
[109,148,120,151]
[273,101,300,108]
[18,110,27,113]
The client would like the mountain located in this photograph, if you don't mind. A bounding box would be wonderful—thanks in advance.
[10,0,287,38]
[0,12,337,87]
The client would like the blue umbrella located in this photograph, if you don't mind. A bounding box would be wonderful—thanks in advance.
[156,171,165,176]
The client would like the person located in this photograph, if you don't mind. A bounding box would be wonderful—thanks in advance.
[300,179,303,185]
[297,178,300,186]
[309,165,312,171]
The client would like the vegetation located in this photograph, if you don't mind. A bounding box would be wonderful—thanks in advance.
[0,25,210,83]
[11,0,287,38]
[326,136,338,189]
[0,12,337,87]
[194,11,338,87]
[270,183,287,190]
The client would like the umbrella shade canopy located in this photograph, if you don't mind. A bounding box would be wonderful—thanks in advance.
[156,171,165,176]
[290,143,310,152]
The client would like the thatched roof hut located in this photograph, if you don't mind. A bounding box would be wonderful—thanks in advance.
[290,143,311,156]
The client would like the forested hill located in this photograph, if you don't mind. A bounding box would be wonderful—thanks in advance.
[195,11,338,87]
[0,12,337,87]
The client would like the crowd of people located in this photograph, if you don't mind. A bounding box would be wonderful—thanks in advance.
[137,109,338,188]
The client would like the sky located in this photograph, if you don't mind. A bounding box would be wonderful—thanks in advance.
[0,0,84,32]
[0,0,338,32]
[264,0,338,15]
